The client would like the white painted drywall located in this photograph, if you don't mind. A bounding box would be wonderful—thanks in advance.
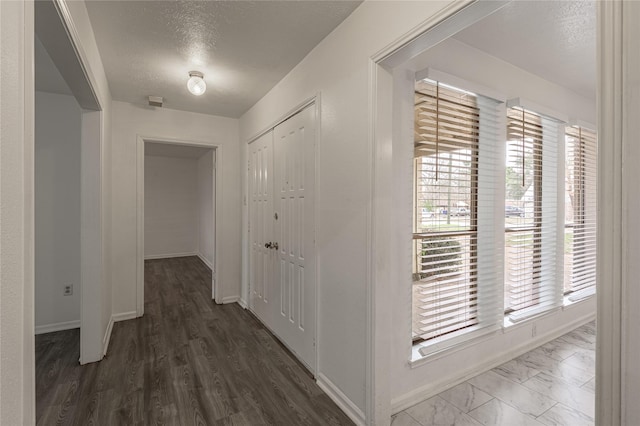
[111,101,238,314]
[239,0,459,417]
[406,37,596,125]
[0,1,35,423]
[62,0,114,361]
[35,91,82,331]
[197,151,215,269]
[144,155,199,258]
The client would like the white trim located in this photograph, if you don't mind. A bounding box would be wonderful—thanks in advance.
[35,320,81,335]
[245,95,317,145]
[317,373,366,426]
[415,68,505,103]
[597,2,623,425]
[144,252,198,260]
[52,1,101,110]
[506,97,569,123]
[113,311,137,322]
[391,312,595,414]
[367,1,508,424]
[102,315,114,356]
[52,0,105,366]
[197,252,213,270]
[136,136,222,314]
[221,296,240,304]
[238,298,248,309]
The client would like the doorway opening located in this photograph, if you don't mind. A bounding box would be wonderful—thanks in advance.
[136,138,220,315]
[34,0,104,370]
[369,0,597,420]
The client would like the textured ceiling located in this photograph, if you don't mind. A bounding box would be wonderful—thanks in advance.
[453,0,596,100]
[145,142,212,159]
[85,0,361,118]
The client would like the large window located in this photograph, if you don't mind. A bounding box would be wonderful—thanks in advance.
[564,126,597,299]
[504,107,562,321]
[412,79,501,348]
[411,78,591,354]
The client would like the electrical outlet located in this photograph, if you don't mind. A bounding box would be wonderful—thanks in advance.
[64,285,73,296]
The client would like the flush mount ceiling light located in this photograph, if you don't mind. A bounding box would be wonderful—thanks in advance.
[187,71,206,96]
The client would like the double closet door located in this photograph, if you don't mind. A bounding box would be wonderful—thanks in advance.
[249,104,316,372]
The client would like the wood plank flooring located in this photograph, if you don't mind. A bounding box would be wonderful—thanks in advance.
[36,256,354,425]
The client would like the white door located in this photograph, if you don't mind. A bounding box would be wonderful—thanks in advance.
[248,105,316,372]
[249,131,274,324]
[272,105,316,370]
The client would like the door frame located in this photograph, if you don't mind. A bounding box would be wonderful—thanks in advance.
[136,136,222,316]
[35,0,105,365]
[244,95,320,374]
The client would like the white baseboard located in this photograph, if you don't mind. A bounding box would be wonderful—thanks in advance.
[238,298,248,309]
[391,311,596,413]
[113,311,137,322]
[197,253,214,270]
[144,252,197,260]
[35,320,80,335]
[317,373,365,426]
[103,316,114,356]
[220,296,239,304]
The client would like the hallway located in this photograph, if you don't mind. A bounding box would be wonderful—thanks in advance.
[36,256,353,425]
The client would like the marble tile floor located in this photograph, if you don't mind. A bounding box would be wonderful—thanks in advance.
[393,321,596,426]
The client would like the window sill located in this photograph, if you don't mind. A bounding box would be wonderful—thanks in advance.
[411,294,596,367]
[410,325,500,367]
[563,287,596,307]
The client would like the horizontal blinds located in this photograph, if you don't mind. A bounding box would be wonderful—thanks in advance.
[565,126,597,295]
[413,80,501,346]
[505,107,562,320]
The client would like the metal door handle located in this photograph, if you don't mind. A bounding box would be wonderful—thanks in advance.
[264,242,279,250]
[272,242,279,250]
[265,242,272,249]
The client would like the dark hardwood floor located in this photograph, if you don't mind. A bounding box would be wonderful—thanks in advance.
[36,256,354,425]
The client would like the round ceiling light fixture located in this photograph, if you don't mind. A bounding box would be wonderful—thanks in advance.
[187,71,206,96]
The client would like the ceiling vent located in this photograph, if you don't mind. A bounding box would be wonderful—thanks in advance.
[148,96,163,107]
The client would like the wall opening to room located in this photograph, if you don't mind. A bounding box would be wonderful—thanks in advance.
[142,141,217,305]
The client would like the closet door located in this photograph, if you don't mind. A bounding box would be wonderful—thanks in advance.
[272,104,316,371]
[248,131,274,325]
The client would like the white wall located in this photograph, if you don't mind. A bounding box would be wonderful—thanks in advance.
[0,1,35,423]
[63,0,114,360]
[239,1,457,420]
[406,37,596,125]
[35,91,81,332]
[144,155,199,258]
[197,151,215,269]
[111,101,238,315]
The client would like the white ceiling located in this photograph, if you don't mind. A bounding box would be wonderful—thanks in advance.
[85,0,361,118]
[145,142,212,159]
[453,1,596,101]
[35,36,73,96]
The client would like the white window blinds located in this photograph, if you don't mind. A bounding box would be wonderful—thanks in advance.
[413,80,502,349]
[565,126,597,299]
[505,107,563,321]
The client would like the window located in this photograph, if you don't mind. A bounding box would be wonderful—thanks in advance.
[504,107,562,321]
[413,79,502,349]
[564,126,597,299]
[411,78,591,355]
